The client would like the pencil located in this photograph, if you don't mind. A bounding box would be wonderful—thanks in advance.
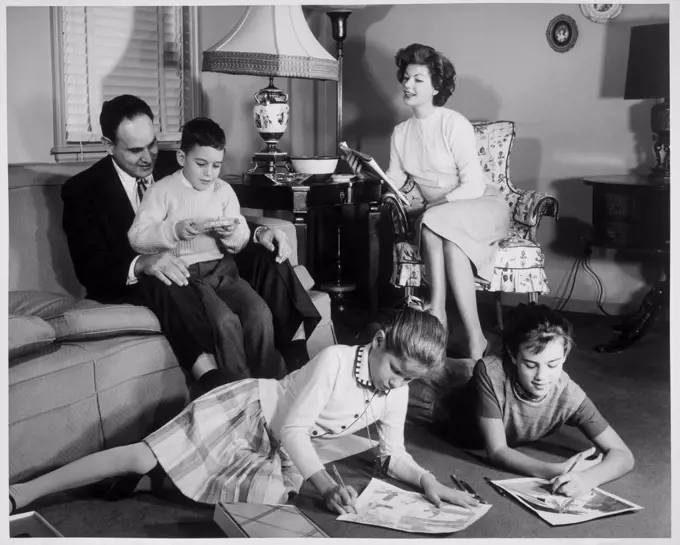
[331,464,357,514]
[552,450,587,495]
[458,477,488,504]
[559,496,577,514]
[449,474,464,490]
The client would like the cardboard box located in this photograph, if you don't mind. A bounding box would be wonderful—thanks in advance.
[10,512,63,538]
[214,502,329,538]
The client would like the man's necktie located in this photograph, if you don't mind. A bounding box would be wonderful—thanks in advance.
[136,176,150,206]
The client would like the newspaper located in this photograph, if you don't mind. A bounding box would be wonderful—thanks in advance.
[339,142,409,206]
[489,477,643,526]
[336,478,491,534]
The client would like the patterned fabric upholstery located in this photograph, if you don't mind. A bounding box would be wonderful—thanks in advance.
[383,120,559,297]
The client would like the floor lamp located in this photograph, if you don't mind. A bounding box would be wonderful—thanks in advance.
[318,9,356,309]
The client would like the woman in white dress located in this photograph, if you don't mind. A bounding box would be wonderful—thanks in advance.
[352,43,510,361]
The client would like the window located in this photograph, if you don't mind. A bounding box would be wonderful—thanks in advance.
[50,6,200,159]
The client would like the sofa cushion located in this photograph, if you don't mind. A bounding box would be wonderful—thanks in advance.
[9,290,162,341]
[8,315,56,359]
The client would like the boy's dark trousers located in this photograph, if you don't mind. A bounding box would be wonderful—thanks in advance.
[118,247,321,382]
[187,256,287,382]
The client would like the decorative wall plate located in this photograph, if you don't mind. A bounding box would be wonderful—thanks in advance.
[579,4,623,24]
[546,14,578,53]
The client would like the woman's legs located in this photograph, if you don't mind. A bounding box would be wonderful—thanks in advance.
[442,240,488,360]
[10,442,158,513]
[421,226,448,331]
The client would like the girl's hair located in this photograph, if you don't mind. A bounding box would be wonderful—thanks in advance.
[503,304,575,359]
[395,43,457,107]
[383,297,447,371]
[180,117,226,153]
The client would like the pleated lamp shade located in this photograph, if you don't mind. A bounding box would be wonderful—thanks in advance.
[203,6,338,81]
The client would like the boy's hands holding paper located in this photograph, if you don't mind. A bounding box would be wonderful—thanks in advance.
[175,218,239,241]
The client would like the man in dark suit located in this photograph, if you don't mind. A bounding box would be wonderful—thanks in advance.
[61,95,319,392]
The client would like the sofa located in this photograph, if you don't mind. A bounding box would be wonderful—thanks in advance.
[8,162,336,483]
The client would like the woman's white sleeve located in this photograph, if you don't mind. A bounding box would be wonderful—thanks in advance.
[444,118,485,202]
[385,128,408,190]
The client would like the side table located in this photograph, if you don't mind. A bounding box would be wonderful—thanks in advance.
[225,174,382,318]
[583,174,669,352]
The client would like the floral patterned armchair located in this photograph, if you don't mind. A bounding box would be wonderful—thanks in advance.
[380,120,559,329]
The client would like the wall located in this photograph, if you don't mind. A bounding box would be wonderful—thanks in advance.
[340,3,670,312]
[7,7,54,164]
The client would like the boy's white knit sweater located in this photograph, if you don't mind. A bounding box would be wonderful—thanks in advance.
[128,169,251,266]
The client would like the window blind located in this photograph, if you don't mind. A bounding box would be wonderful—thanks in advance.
[61,6,184,144]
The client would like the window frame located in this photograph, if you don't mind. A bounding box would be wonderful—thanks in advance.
[49,6,201,161]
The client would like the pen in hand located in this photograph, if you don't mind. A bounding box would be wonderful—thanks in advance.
[331,464,358,514]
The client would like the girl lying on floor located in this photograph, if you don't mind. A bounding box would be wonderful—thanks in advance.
[10,302,479,516]
[433,304,635,498]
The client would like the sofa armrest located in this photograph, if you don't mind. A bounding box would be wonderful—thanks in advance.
[243,215,299,267]
[511,190,560,242]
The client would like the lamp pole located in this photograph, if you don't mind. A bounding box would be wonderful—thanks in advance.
[327,10,351,147]
[321,9,355,312]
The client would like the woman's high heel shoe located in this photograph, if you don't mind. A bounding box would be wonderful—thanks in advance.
[105,474,144,502]
[105,463,165,501]
[9,493,16,515]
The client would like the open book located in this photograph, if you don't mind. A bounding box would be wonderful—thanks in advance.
[339,141,409,206]
[487,477,643,526]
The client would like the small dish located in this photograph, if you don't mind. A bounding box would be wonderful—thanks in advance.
[290,156,339,175]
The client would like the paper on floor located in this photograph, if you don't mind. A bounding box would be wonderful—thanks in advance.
[337,478,491,534]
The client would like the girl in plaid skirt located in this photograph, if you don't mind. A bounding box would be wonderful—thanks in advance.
[10,303,480,516]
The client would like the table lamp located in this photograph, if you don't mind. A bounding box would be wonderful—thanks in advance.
[624,22,670,184]
[203,6,338,177]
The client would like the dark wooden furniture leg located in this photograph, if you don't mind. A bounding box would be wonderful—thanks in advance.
[293,211,308,271]
[366,202,381,320]
[595,256,669,353]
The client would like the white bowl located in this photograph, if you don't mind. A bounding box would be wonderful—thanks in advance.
[290,156,339,175]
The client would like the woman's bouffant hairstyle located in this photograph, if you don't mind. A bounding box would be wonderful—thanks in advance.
[395,43,456,107]
[180,117,226,153]
[382,297,447,372]
[503,304,575,359]
[100,94,154,143]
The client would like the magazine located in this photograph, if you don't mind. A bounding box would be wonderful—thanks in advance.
[337,478,491,534]
[339,141,409,206]
[488,477,643,526]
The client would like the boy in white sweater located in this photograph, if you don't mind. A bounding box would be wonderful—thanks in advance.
[128,117,285,383]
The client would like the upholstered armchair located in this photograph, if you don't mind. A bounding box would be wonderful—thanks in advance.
[380,120,559,329]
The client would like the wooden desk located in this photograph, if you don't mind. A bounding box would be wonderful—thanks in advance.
[225,175,382,316]
[583,174,669,252]
[583,174,669,352]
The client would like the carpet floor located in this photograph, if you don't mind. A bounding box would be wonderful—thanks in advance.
[13,299,671,538]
